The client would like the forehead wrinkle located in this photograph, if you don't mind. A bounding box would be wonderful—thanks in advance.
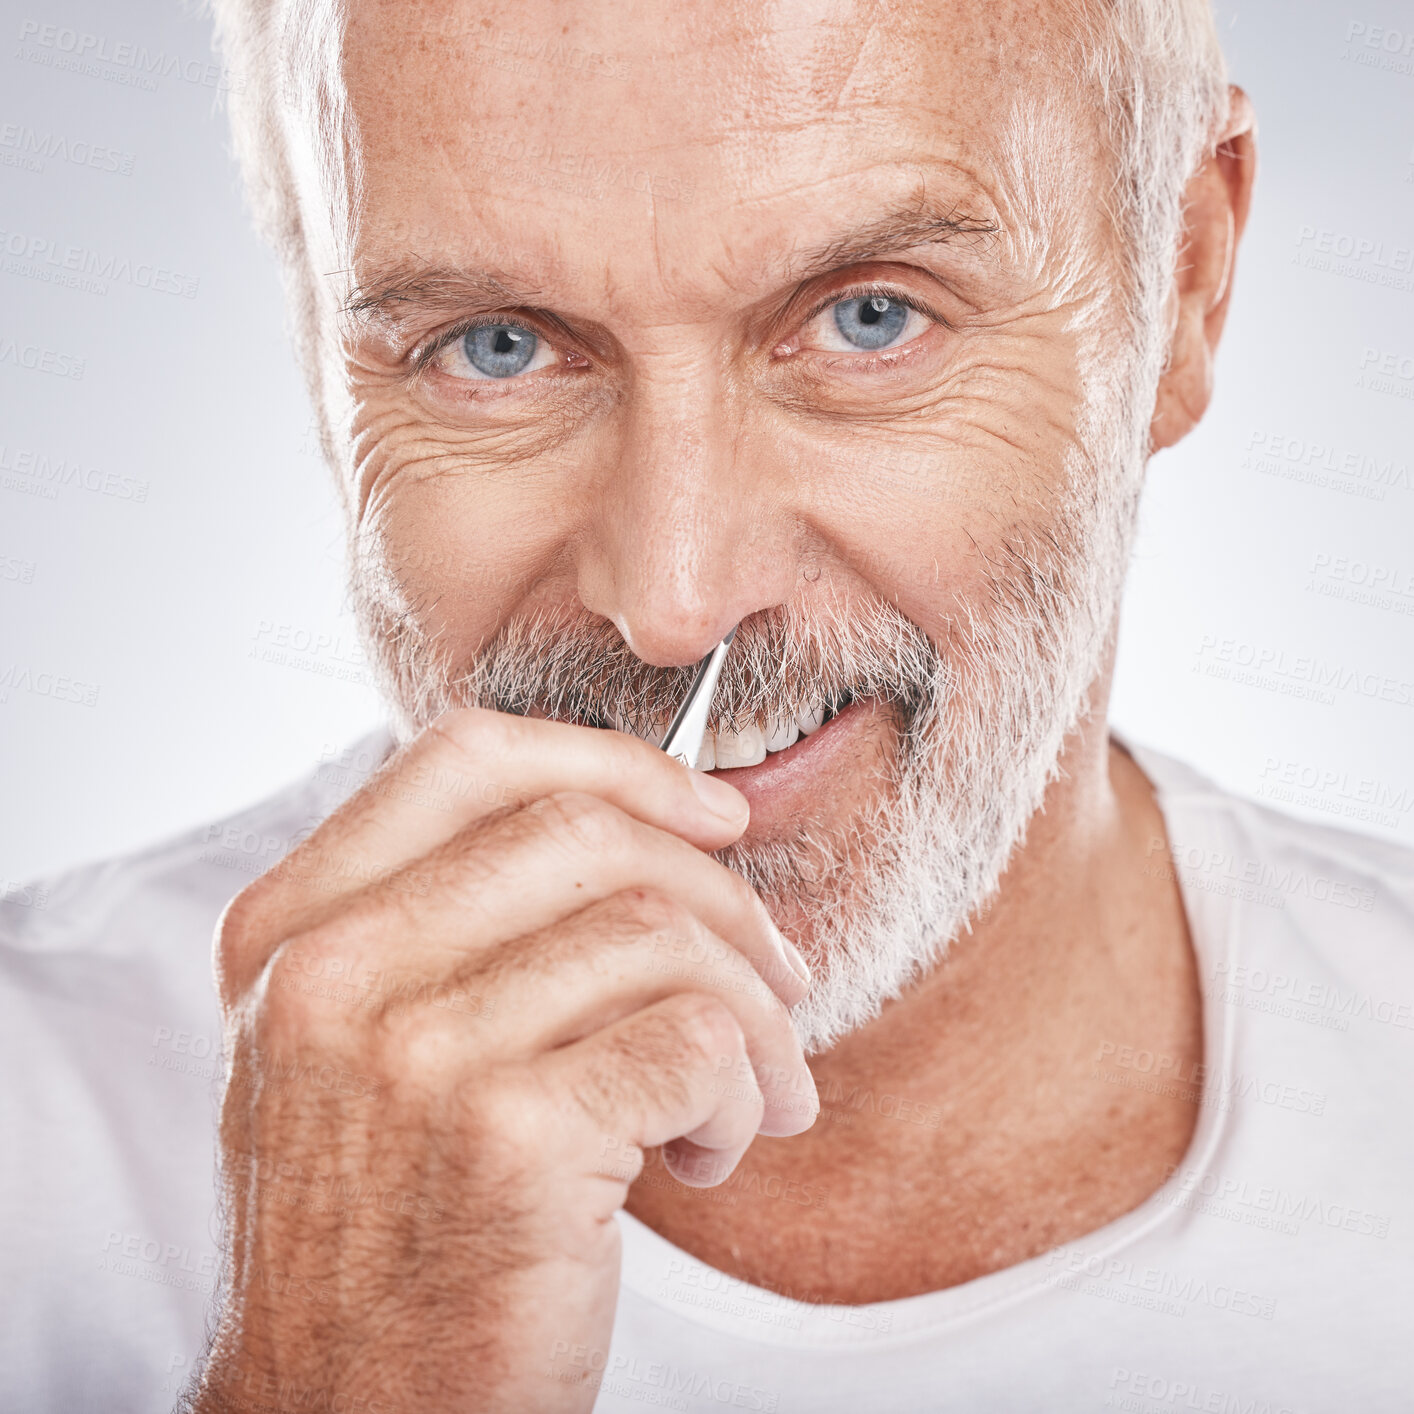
[337,64,1096,337]
[704,162,1008,296]
[337,192,1007,341]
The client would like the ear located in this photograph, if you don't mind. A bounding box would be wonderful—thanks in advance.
[1149,86,1257,453]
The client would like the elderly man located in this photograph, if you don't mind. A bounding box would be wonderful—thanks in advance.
[4,0,1412,1409]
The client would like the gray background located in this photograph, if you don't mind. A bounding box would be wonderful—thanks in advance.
[2,0,1412,884]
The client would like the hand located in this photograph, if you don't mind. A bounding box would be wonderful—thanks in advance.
[182,709,816,1414]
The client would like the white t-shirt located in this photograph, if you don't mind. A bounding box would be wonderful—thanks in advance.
[3,730,1412,1412]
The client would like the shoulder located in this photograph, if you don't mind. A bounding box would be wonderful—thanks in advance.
[0,726,397,967]
[0,732,394,1407]
[1123,733,1414,1006]
[1125,734,1413,889]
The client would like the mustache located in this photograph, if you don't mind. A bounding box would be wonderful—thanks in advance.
[451,596,947,737]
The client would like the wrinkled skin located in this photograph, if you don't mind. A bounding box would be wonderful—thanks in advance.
[187,0,1255,1409]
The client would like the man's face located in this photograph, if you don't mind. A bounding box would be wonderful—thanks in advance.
[309,0,1152,1050]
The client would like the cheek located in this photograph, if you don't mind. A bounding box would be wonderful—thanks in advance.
[352,421,582,656]
[783,381,1083,636]
[777,313,1088,590]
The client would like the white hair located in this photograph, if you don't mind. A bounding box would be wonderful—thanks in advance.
[1075,0,1231,382]
[211,0,361,468]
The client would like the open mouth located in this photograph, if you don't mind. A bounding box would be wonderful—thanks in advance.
[590,690,857,771]
[519,688,888,828]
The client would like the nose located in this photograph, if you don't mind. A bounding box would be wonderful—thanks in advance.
[574,354,799,667]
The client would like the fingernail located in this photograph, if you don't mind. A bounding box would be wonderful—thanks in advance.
[688,768,749,825]
[772,924,811,986]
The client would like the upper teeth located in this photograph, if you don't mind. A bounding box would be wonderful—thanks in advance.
[613,703,832,770]
[712,721,766,769]
[763,718,799,753]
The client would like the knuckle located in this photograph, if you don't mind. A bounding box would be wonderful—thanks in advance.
[257,927,358,1041]
[215,881,273,967]
[731,879,778,933]
[422,709,517,804]
[533,790,626,856]
[562,997,743,1135]
[213,881,293,1011]
[607,886,694,942]
[427,703,497,754]
[255,954,318,1043]
[376,1008,464,1087]
[432,704,534,773]
[665,992,744,1072]
[468,1069,549,1132]
[599,722,661,775]
[272,925,352,986]
[457,1069,555,1169]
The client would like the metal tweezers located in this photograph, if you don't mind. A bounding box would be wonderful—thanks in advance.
[658,627,737,768]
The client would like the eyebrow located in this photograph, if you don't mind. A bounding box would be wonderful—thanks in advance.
[342,268,543,328]
[341,196,1001,328]
[781,198,1001,284]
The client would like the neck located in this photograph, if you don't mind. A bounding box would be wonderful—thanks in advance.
[625,686,1203,1303]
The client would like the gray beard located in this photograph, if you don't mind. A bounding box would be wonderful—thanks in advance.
[724,571,1117,1056]
[767,414,1146,1054]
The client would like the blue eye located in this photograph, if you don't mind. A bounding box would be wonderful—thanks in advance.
[832,295,910,350]
[463,323,538,377]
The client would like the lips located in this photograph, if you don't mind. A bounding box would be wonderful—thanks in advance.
[708,696,879,837]
[526,690,886,837]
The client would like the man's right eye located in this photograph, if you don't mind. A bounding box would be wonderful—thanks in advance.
[434,322,560,381]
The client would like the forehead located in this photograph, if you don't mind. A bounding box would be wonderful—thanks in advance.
[335,0,1090,302]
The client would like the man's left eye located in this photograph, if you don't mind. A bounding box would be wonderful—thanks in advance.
[807,295,930,355]
[434,322,559,381]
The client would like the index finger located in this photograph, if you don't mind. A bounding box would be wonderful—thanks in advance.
[250,707,750,930]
